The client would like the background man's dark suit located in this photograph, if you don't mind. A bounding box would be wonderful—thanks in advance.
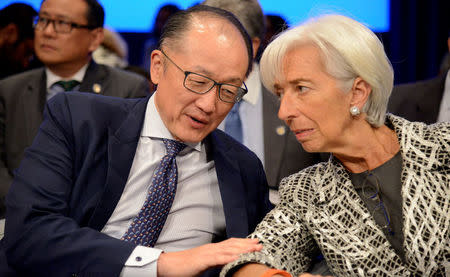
[388,71,448,124]
[262,87,322,189]
[1,92,271,277]
[0,61,150,216]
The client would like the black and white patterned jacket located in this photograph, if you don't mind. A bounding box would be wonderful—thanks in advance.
[221,114,449,276]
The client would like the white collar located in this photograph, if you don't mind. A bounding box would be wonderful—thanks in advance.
[241,63,262,106]
[46,63,89,90]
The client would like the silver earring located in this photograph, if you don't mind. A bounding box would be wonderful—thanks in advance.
[350,106,360,116]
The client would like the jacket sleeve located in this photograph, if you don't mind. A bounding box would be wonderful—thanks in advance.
[3,94,135,277]
[0,84,13,218]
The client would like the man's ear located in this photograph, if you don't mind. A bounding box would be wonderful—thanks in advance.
[350,77,372,109]
[251,37,261,60]
[88,28,104,52]
[0,23,19,45]
[150,50,164,85]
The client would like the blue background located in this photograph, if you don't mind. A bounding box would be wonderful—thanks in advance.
[0,0,390,32]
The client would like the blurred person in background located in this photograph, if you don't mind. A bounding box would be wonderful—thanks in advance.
[258,14,289,60]
[0,3,38,80]
[203,0,322,204]
[389,31,450,124]
[141,4,180,72]
[93,27,128,68]
[0,0,149,219]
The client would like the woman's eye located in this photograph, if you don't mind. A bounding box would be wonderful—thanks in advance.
[297,86,310,93]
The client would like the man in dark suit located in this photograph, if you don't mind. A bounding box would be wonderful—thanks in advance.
[0,0,149,217]
[388,35,450,124]
[203,0,322,203]
[1,5,271,277]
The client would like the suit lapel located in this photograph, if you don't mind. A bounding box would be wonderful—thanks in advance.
[208,131,249,238]
[262,88,287,186]
[79,61,106,94]
[88,97,150,230]
[22,68,47,145]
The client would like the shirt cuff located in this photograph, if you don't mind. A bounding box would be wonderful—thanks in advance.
[120,245,163,277]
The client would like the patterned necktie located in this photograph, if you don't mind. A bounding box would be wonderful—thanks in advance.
[122,139,186,247]
[54,80,80,91]
[224,101,243,143]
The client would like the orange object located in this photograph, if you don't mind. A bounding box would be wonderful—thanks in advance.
[260,268,292,277]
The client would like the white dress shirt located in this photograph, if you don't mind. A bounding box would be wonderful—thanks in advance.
[218,63,265,166]
[102,93,225,276]
[437,70,450,122]
[45,64,88,97]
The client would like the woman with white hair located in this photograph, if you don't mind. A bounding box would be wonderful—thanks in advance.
[220,14,449,277]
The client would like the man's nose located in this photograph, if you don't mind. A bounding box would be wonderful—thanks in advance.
[42,20,57,35]
[196,86,218,113]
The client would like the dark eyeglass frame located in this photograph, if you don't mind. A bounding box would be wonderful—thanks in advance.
[33,16,96,34]
[159,49,248,103]
[362,172,394,235]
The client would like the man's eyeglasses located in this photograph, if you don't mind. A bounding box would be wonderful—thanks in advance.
[362,172,394,235]
[160,49,248,103]
[33,16,96,34]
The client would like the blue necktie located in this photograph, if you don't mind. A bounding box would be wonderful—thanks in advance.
[225,101,243,143]
[122,139,186,247]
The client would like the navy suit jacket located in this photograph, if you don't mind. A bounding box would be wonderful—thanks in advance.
[388,71,447,124]
[0,61,150,218]
[1,92,272,277]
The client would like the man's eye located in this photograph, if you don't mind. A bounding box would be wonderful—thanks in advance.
[57,20,70,26]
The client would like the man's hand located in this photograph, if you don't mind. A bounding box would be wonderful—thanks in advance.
[157,238,263,277]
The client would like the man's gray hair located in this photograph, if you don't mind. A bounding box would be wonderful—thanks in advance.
[202,0,265,41]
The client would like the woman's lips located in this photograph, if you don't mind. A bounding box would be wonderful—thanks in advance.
[293,128,314,141]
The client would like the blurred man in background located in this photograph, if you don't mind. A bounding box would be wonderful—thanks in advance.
[0,3,38,80]
[203,0,322,204]
[0,0,149,219]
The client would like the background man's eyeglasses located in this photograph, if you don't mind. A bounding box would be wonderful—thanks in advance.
[160,49,247,103]
[33,16,96,34]
[362,172,394,235]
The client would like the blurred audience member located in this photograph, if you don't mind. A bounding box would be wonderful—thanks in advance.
[141,4,180,71]
[93,27,128,68]
[0,0,149,219]
[124,65,155,92]
[203,0,322,204]
[389,33,450,123]
[258,14,289,60]
[0,3,38,80]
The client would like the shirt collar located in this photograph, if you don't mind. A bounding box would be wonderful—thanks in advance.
[142,91,202,152]
[242,63,261,106]
[46,63,89,90]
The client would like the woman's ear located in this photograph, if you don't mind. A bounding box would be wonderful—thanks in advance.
[150,50,164,85]
[350,77,372,108]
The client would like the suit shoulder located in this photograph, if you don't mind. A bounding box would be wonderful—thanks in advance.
[99,64,147,83]
[392,74,444,96]
[49,92,146,118]
[0,68,43,91]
